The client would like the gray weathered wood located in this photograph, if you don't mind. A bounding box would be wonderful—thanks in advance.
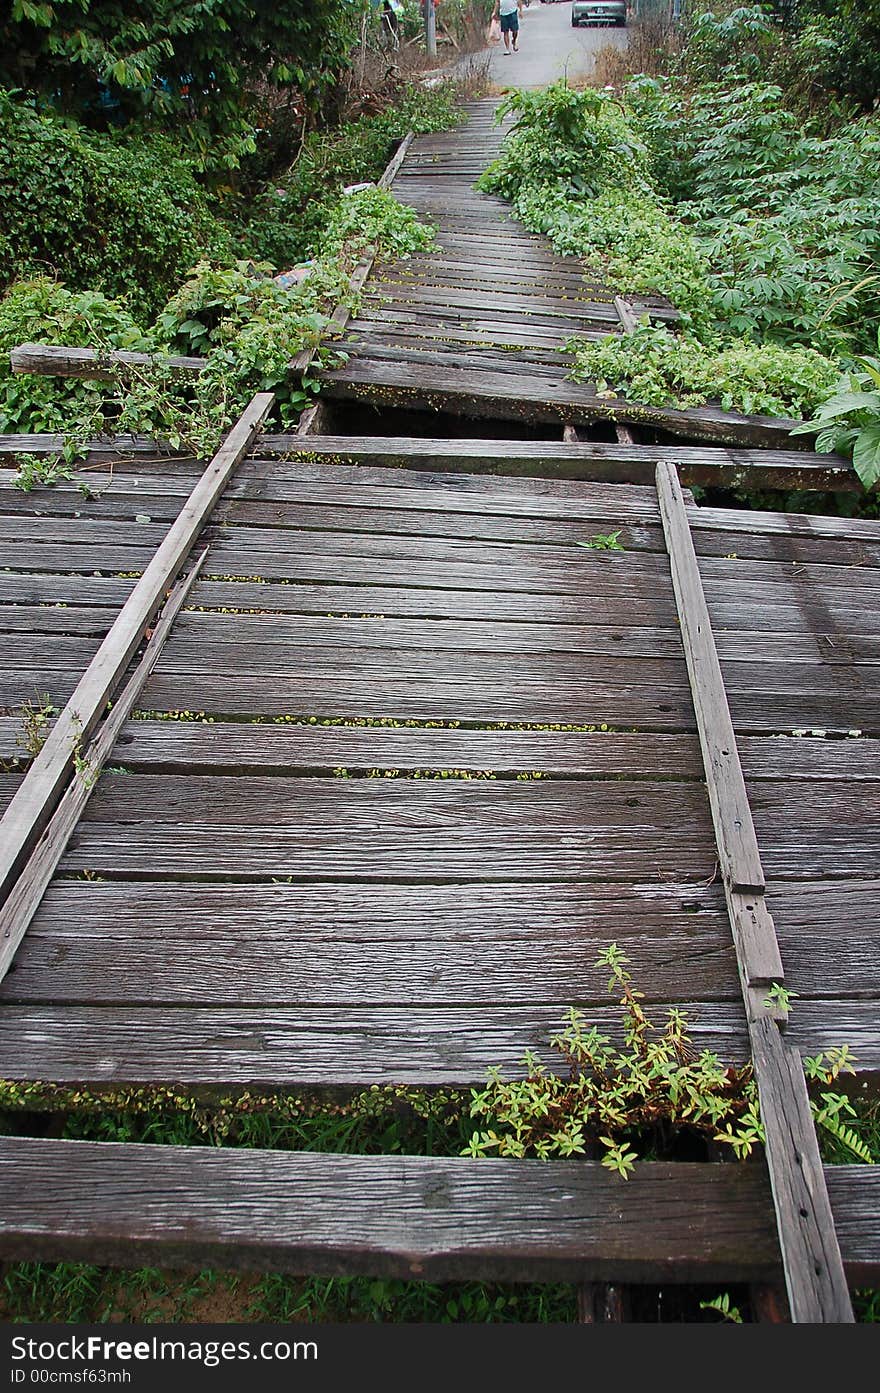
[0,393,273,905]
[614,296,640,334]
[10,344,206,381]
[378,132,415,190]
[255,434,854,489]
[656,462,775,941]
[656,461,854,1322]
[2,998,879,1084]
[749,1014,854,1322]
[0,1137,875,1283]
[0,554,206,985]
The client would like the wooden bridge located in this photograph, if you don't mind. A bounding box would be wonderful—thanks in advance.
[0,103,878,1322]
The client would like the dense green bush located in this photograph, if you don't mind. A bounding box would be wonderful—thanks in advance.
[237,84,461,268]
[0,0,358,167]
[0,92,232,320]
[479,82,859,451]
[627,78,880,358]
[570,322,839,419]
[676,3,880,110]
[1,187,435,453]
[0,280,153,436]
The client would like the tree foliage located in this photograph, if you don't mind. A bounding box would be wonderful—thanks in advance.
[0,0,359,164]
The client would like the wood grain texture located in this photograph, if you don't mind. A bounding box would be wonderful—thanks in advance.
[749,1015,854,1321]
[0,393,273,904]
[88,721,880,782]
[0,1138,875,1283]
[0,555,206,986]
[0,999,878,1084]
[10,344,206,380]
[657,462,779,983]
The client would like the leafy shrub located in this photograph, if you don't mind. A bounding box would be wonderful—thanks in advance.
[569,323,840,418]
[238,85,460,267]
[465,945,869,1175]
[0,91,232,320]
[0,279,152,436]
[784,0,880,110]
[0,0,359,167]
[792,330,880,489]
[629,80,880,357]
[4,189,435,458]
[678,5,781,83]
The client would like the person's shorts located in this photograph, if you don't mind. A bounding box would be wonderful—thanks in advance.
[500,12,519,32]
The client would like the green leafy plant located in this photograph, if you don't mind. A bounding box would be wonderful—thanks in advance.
[2,187,435,459]
[464,945,762,1173]
[763,983,799,1013]
[464,946,872,1174]
[791,330,880,489]
[15,694,57,758]
[0,91,233,319]
[576,530,624,551]
[699,1291,744,1323]
[567,323,839,419]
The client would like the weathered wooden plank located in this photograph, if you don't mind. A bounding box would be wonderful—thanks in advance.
[10,344,206,381]
[0,555,207,987]
[184,576,880,639]
[657,462,777,967]
[0,1140,875,1284]
[3,931,738,1005]
[0,434,182,462]
[256,434,856,489]
[0,573,134,607]
[749,1015,853,1321]
[59,826,717,882]
[321,360,806,448]
[17,878,728,941]
[378,131,415,189]
[76,774,712,828]
[128,670,880,736]
[92,721,880,782]
[0,606,123,637]
[18,899,880,1003]
[1,999,878,1084]
[0,393,274,905]
[0,515,170,548]
[658,467,854,1320]
[145,613,880,667]
[0,1139,856,1284]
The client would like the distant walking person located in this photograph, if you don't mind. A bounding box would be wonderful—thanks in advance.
[493,0,524,54]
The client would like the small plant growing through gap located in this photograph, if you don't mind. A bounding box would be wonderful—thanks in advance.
[464,945,870,1175]
[15,694,58,758]
[576,530,624,551]
[70,718,98,791]
[699,1292,743,1323]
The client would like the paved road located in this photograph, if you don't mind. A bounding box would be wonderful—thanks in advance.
[474,2,628,88]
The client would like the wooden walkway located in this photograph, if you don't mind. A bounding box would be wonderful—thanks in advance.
[0,106,878,1317]
[0,429,878,1312]
[1,433,878,1314]
[1,442,878,1077]
[319,101,808,450]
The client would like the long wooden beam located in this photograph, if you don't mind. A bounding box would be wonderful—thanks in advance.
[291,132,416,380]
[10,344,207,381]
[656,459,853,1324]
[0,433,856,491]
[0,1138,876,1285]
[0,392,274,906]
[0,553,207,985]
